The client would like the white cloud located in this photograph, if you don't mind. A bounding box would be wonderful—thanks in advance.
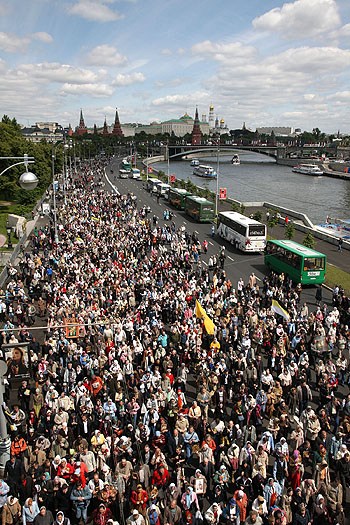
[112,72,145,86]
[60,83,114,97]
[253,0,341,39]
[192,40,256,62]
[152,91,209,107]
[18,62,99,84]
[0,32,31,53]
[85,44,127,66]
[177,48,185,54]
[329,23,350,39]
[68,0,124,22]
[31,32,53,43]
[161,48,172,55]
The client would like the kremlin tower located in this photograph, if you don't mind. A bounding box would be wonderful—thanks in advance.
[75,109,88,136]
[103,117,109,136]
[208,104,214,129]
[191,107,202,145]
[112,108,123,137]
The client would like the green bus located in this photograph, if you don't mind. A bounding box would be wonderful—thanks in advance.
[185,196,215,222]
[265,239,326,284]
[168,188,193,210]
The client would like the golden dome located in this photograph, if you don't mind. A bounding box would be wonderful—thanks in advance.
[209,105,214,110]
[220,119,225,123]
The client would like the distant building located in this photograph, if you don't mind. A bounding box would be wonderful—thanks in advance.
[135,123,162,135]
[162,112,209,137]
[36,122,62,133]
[191,107,202,145]
[256,126,294,136]
[21,126,64,143]
[112,108,123,137]
[208,105,214,129]
[75,109,88,136]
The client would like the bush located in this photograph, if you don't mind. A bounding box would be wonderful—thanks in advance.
[303,232,315,249]
[253,210,263,222]
[285,223,295,240]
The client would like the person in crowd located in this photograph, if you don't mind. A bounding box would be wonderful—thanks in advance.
[0,159,349,525]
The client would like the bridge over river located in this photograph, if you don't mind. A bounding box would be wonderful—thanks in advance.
[162,143,346,161]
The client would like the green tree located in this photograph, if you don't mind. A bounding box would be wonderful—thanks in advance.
[253,210,263,222]
[267,214,279,236]
[285,223,295,240]
[240,204,246,215]
[303,232,315,249]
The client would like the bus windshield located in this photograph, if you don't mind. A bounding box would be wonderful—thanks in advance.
[249,225,266,237]
[303,257,325,271]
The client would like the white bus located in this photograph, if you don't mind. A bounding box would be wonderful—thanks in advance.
[217,211,266,252]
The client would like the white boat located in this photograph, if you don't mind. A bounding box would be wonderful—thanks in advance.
[190,158,200,166]
[292,164,323,175]
[193,164,217,178]
[231,154,240,165]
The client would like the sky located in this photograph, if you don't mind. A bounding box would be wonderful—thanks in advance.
[1,0,350,132]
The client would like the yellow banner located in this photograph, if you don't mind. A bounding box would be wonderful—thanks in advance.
[195,300,215,335]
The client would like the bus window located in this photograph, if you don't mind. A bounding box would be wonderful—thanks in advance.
[304,257,325,271]
[249,225,265,237]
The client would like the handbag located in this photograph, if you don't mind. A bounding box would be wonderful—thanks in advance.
[192,444,200,455]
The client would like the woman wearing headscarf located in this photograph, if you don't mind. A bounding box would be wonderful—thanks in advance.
[53,512,70,525]
[2,496,22,525]
[87,504,113,525]
[288,450,302,490]
[311,494,330,525]
[23,498,40,525]
[180,486,199,516]
[33,506,54,525]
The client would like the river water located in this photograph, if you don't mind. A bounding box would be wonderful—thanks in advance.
[155,151,350,224]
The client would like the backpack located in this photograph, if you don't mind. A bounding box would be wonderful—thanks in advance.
[149,509,158,525]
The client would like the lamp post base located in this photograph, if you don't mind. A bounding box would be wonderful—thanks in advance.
[0,436,11,474]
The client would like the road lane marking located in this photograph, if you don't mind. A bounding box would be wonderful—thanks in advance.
[202,261,207,266]
[209,241,214,246]
[256,276,262,281]
[228,256,234,261]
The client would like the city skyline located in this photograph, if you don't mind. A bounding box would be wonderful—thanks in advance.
[1,0,350,132]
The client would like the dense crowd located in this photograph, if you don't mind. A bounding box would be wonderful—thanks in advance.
[0,161,350,525]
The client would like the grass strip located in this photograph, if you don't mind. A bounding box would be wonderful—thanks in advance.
[325,263,350,295]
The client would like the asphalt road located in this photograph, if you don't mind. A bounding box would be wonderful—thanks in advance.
[105,158,332,311]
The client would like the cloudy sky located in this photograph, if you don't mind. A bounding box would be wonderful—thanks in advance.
[1,0,350,132]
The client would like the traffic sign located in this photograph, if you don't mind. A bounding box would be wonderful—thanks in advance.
[170,174,175,182]
[219,188,227,199]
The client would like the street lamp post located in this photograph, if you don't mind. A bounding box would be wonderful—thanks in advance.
[0,158,38,471]
[215,140,220,218]
[51,146,59,243]
[6,220,12,250]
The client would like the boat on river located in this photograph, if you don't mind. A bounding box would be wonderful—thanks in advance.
[190,158,200,166]
[292,164,323,175]
[231,154,240,165]
[193,164,217,178]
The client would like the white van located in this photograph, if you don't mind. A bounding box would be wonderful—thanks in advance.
[156,183,171,199]
[119,169,129,179]
[147,178,161,192]
[130,168,142,180]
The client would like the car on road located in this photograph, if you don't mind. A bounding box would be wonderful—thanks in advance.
[130,168,142,180]
[119,169,129,179]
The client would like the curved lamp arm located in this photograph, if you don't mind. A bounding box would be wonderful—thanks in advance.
[0,160,34,178]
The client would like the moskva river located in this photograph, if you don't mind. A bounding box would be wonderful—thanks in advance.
[155,151,350,224]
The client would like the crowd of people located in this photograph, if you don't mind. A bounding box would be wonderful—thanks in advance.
[0,160,349,525]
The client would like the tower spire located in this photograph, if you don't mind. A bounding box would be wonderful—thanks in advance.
[76,108,87,136]
[191,106,202,146]
[112,107,123,137]
[103,116,109,136]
